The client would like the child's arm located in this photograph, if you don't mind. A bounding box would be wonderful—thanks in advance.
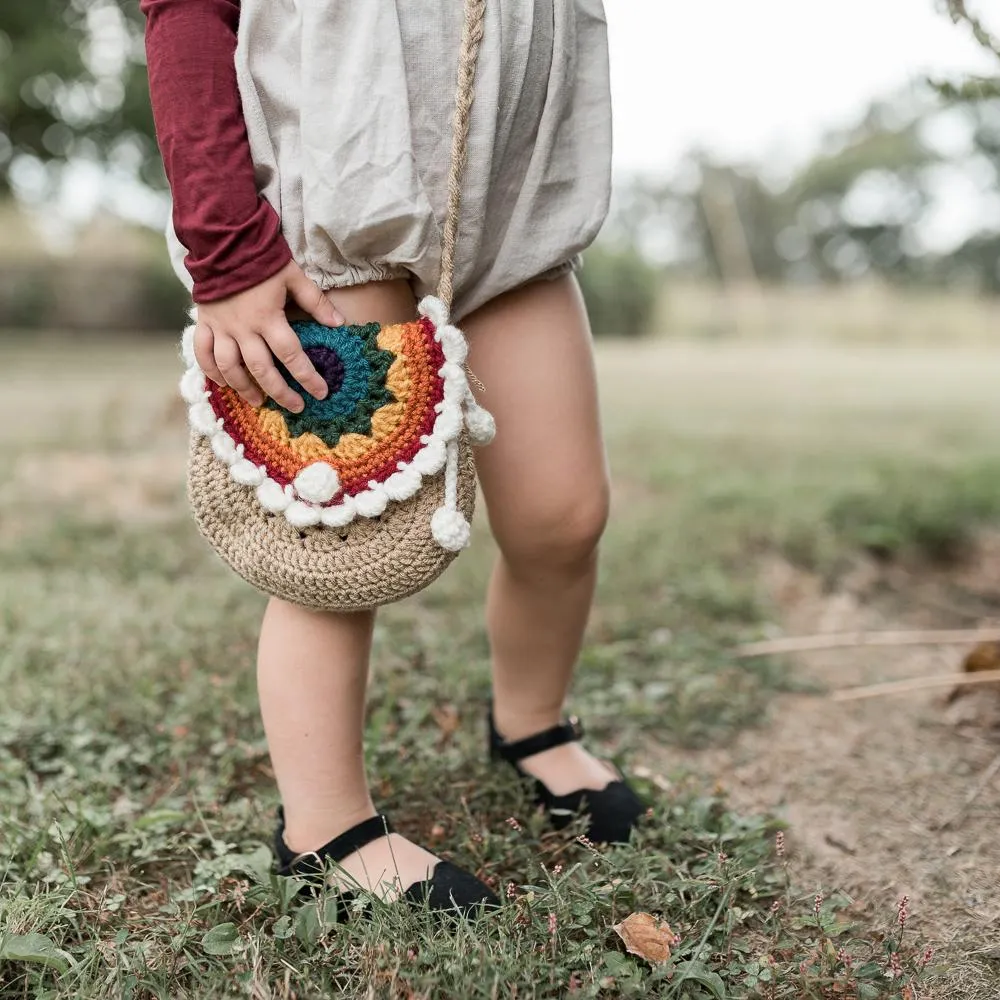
[142,0,338,412]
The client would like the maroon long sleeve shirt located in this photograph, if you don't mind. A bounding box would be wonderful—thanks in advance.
[141,0,290,301]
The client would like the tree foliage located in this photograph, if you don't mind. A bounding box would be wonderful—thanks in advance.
[0,0,157,195]
[937,1,1000,98]
[606,96,947,290]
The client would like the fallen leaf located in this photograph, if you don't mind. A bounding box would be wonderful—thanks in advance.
[949,641,1000,703]
[430,704,460,738]
[964,641,1000,674]
[612,912,678,965]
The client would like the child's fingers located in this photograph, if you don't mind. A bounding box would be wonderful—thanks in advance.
[262,321,329,402]
[236,333,305,413]
[214,334,266,408]
[285,264,345,327]
[193,321,225,386]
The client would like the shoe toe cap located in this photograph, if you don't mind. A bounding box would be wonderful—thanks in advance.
[404,861,500,917]
[584,781,647,845]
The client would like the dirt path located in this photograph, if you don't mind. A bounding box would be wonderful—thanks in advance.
[668,545,1000,996]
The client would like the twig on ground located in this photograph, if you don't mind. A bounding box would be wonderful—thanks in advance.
[934,751,1000,831]
[831,669,1000,702]
[736,628,1000,659]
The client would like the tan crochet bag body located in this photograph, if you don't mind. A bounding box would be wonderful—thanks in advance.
[180,0,493,611]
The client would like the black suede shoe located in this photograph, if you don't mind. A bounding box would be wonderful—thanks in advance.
[489,710,647,845]
[274,809,500,919]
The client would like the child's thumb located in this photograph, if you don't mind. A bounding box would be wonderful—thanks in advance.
[286,265,345,327]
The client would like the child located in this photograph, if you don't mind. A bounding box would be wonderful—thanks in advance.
[141,0,644,916]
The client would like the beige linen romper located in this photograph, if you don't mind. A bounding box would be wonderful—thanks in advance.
[167,0,613,320]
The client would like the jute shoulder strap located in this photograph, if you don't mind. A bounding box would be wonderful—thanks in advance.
[438,0,486,314]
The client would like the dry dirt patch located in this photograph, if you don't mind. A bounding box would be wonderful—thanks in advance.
[668,545,1000,993]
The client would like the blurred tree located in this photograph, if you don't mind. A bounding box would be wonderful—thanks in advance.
[577,242,660,338]
[933,2,1000,290]
[776,101,940,285]
[0,0,159,197]
[938,1,1000,99]
[605,98,941,290]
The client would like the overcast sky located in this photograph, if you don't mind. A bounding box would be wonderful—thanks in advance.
[606,0,997,176]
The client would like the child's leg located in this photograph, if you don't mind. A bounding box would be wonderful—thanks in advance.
[464,275,618,795]
[258,279,438,897]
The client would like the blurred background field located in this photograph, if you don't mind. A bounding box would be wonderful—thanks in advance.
[3,1,1000,998]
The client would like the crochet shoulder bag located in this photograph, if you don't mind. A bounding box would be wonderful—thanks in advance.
[179,0,494,612]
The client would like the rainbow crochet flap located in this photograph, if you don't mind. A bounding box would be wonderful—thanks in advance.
[180,296,494,551]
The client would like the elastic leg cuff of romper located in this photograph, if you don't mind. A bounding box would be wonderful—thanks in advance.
[304,261,412,293]
[537,255,583,282]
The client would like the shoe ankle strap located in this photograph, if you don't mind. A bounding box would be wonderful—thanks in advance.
[281,813,394,877]
[490,715,584,763]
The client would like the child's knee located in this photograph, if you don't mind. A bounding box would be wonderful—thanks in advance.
[496,486,609,575]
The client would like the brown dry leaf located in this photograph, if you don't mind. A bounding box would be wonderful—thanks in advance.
[963,641,1000,674]
[948,641,1000,704]
[612,912,677,965]
[431,704,460,738]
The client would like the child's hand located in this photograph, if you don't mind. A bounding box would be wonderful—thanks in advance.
[194,261,345,413]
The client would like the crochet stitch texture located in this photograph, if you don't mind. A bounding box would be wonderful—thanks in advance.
[210,316,441,500]
[263,322,396,443]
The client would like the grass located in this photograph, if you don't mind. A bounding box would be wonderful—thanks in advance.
[2,332,1000,998]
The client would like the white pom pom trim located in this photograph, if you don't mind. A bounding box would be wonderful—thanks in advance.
[431,507,471,551]
[384,466,422,502]
[293,462,341,504]
[411,438,447,475]
[436,325,468,364]
[230,459,265,487]
[319,496,358,528]
[417,295,449,330]
[179,367,207,404]
[285,500,322,528]
[433,402,463,441]
[443,377,466,404]
[354,485,389,518]
[211,431,239,465]
[256,479,292,513]
[464,402,496,446]
[190,401,221,436]
[180,325,198,367]
[183,295,495,546]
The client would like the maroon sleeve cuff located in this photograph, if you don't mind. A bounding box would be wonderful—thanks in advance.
[142,0,292,301]
[191,201,293,302]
